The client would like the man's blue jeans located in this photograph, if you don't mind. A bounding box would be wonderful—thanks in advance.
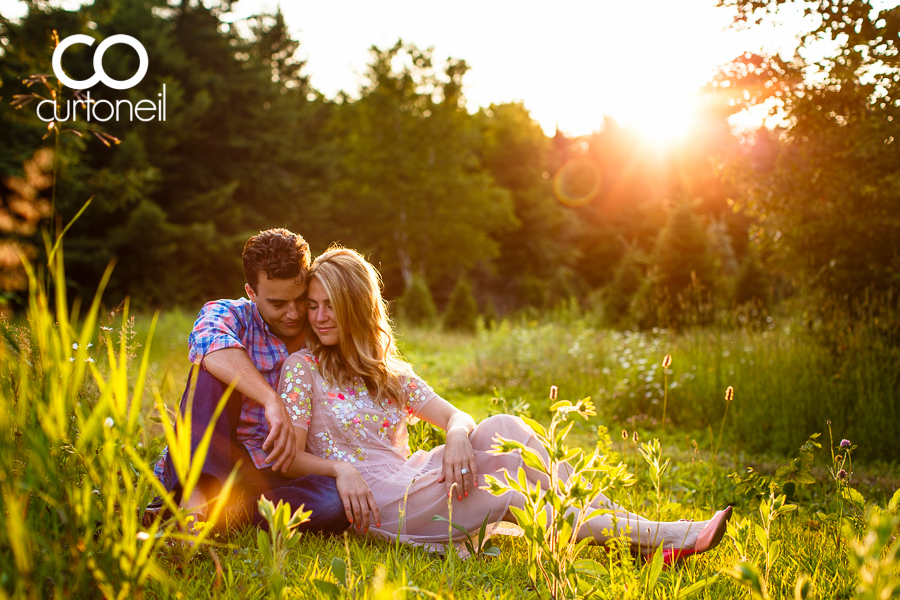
[162,366,349,533]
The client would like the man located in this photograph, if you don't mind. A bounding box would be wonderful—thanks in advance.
[153,228,348,533]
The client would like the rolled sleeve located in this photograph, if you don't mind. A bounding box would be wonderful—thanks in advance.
[188,300,247,364]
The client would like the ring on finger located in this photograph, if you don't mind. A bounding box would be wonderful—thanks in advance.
[460,467,469,475]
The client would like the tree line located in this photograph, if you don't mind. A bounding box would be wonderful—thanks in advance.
[1,0,897,329]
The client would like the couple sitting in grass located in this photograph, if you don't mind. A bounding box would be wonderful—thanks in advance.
[153,228,731,562]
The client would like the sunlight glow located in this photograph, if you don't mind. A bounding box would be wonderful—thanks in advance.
[617,94,699,147]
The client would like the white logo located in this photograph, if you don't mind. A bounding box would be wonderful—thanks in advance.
[52,34,148,90]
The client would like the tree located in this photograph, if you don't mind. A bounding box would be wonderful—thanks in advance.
[329,42,516,296]
[629,199,716,328]
[0,1,332,307]
[443,277,478,333]
[717,0,900,302]
[394,275,437,327]
[475,102,580,309]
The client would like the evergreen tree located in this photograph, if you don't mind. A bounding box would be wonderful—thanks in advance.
[654,199,715,294]
[603,247,645,325]
[395,275,437,327]
[443,277,478,333]
[733,251,768,308]
[630,200,716,328]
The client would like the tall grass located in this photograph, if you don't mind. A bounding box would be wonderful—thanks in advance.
[451,305,900,460]
[0,250,231,599]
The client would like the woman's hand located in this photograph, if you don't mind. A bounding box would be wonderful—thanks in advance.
[438,428,477,501]
[333,462,381,531]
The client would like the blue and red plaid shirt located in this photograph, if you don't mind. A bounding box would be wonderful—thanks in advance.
[154,298,291,479]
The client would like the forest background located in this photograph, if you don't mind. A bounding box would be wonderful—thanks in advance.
[0,0,899,460]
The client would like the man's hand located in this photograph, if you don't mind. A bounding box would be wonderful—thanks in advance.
[334,462,380,532]
[262,399,297,473]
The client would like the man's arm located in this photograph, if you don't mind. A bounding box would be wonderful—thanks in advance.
[202,347,297,473]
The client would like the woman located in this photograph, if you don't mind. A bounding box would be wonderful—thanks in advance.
[278,247,730,559]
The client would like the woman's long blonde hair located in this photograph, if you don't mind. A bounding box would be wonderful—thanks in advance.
[304,247,412,406]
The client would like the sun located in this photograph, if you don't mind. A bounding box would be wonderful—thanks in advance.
[616,94,699,148]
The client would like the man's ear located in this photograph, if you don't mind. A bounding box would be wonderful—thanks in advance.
[245,283,257,302]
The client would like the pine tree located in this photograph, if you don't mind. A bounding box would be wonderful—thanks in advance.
[443,277,479,333]
[395,275,437,327]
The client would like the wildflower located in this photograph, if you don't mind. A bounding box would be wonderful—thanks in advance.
[100,326,113,331]
[86,343,93,348]
[725,386,734,402]
[840,439,851,448]
[104,417,114,429]
[837,469,848,480]
[621,429,628,440]
[632,431,639,443]
[662,354,672,368]
[72,342,78,350]
[69,357,75,362]
[84,357,94,363]
[136,531,150,541]
[549,385,558,400]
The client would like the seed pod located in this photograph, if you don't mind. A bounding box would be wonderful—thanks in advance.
[549,385,558,400]
[725,386,734,402]
[662,354,672,368]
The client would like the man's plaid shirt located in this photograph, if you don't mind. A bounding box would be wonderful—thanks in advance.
[154,298,290,478]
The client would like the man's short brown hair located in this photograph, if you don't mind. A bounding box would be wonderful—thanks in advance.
[242,228,310,293]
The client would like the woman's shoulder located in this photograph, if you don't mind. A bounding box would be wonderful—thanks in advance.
[284,346,320,369]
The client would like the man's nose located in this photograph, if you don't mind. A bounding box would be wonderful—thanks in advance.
[285,302,299,319]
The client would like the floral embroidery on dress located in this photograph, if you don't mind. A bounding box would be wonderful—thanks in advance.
[280,361,312,427]
[279,349,438,464]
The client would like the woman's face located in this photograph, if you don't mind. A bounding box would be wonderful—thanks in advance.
[307,278,340,346]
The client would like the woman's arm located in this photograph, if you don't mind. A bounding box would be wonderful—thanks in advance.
[276,351,379,531]
[282,428,381,531]
[416,396,478,501]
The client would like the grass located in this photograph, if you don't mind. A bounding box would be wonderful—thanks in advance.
[2,288,898,599]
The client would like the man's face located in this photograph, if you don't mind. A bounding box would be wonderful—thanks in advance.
[245,272,307,343]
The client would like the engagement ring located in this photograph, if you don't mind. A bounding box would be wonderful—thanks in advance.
[460,468,469,475]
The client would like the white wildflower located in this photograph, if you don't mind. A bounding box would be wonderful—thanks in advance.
[104,417,115,429]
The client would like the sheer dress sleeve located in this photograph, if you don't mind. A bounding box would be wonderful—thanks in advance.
[278,351,317,431]
[402,372,440,424]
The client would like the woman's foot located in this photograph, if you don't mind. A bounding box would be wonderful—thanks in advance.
[662,507,732,565]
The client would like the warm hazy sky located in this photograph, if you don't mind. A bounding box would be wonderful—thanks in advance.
[1,0,815,136]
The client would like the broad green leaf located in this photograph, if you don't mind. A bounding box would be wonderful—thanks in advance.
[889,488,900,513]
[331,557,347,587]
[550,400,572,412]
[520,416,548,439]
[574,558,608,578]
[841,486,866,507]
[755,524,768,550]
[770,539,782,566]
[794,471,816,485]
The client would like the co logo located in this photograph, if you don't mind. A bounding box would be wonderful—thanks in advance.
[52,34,148,90]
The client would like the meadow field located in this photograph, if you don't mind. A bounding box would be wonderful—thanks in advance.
[2,269,898,600]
